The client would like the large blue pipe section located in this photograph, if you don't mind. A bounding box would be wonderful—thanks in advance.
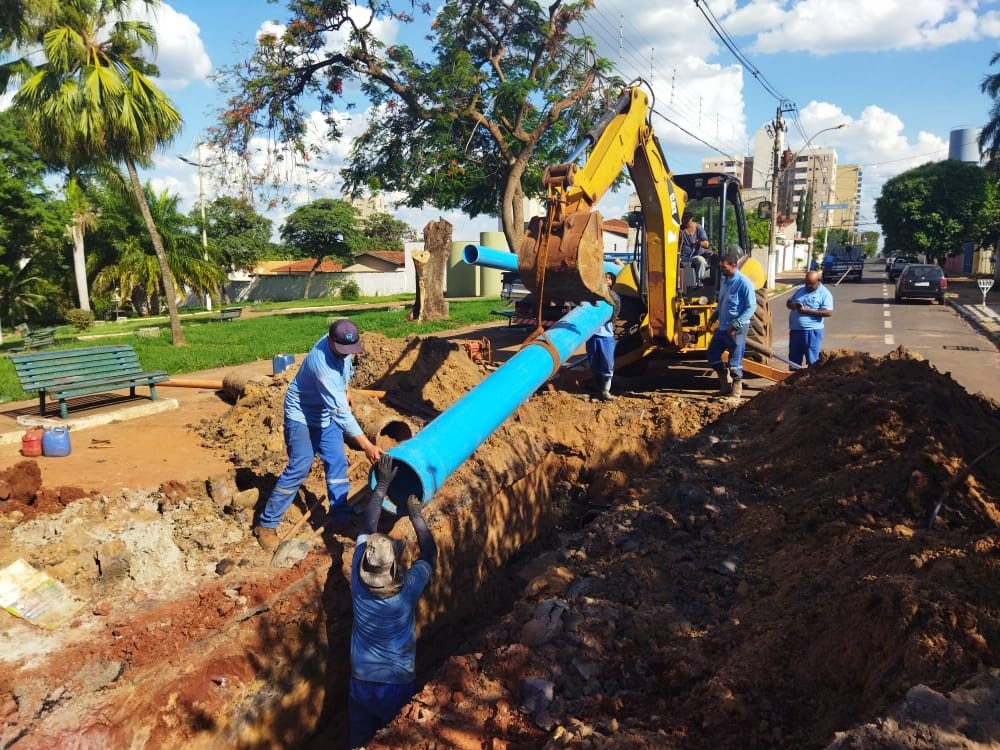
[372,247,618,514]
[462,244,625,279]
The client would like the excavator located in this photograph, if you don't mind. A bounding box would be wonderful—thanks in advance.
[515,80,786,382]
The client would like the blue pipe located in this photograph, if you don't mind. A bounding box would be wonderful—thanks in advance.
[371,294,612,514]
[462,244,624,279]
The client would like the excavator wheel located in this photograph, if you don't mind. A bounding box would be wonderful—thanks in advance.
[614,328,650,376]
[745,289,772,364]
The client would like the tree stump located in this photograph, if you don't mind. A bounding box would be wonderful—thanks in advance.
[410,218,451,322]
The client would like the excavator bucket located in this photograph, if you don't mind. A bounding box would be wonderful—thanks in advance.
[518,211,614,306]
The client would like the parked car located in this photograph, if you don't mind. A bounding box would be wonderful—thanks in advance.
[887,255,918,281]
[895,263,947,304]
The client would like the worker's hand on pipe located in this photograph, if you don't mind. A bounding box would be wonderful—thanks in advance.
[373,454,398,492]
[364,442,383,463]
[406,494,423,517]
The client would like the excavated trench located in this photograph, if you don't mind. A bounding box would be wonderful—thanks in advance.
[0,333,724,749]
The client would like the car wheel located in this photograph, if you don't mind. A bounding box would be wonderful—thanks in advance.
[894,294,902,303]
[936,295,945,305]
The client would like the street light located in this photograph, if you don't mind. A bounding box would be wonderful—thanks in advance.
[178,144,215,311]
[766,122,847,288]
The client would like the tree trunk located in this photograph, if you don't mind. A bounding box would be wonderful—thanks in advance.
[501,161,529,253]
[68,222,91,312]
[304,258,323,299]
[125,159,186,345]
[409,219,450,322]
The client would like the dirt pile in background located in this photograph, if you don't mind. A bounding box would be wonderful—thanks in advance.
[369,348,1000,750]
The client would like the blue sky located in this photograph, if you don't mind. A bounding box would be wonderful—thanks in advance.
[134,0,1000,243]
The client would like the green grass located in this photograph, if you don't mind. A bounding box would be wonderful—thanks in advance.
[0,298,503,403]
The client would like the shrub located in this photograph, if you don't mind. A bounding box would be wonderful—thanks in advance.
[64,308,95,331]
[340,279,361,300]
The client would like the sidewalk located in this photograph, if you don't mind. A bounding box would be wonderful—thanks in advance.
[942,276,1000,348]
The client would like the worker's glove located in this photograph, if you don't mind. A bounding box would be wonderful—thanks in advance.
[406,494,423,517]
[373,454,398,496]
[730,320,745,332]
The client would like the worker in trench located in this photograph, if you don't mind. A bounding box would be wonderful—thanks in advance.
[349,455,437,748]
[253,319,382,551]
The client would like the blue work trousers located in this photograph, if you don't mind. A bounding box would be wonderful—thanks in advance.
[258,418,350,528]
[349,677,414,748]
[707,326,749,380]
[789,329,823,367]
[586,335,616,378]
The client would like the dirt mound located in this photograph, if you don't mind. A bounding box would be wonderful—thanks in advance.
[369,347,1000,750]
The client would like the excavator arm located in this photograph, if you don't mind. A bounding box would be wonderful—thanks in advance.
[518,84,685,344]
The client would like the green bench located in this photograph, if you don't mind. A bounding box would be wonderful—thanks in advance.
[15,325,58,351]
[10,345,169,420]
[219,307,243,322]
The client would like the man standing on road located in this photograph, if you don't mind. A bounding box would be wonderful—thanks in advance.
[706,252,756,400]
[349,456,436,748]
[253,318,382,550]
[786,270,834,367]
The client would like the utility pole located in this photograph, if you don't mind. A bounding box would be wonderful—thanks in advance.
[766,105,787,290]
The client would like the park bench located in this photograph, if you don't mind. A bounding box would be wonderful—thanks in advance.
[218,307,244,322]
[14,325,58,351]
[10,344,169,420]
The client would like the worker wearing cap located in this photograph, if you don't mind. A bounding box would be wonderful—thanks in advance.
[349,455,436,748]
[253,318,382,550]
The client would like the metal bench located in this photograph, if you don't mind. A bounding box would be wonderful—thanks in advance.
[218,307,244,322]
[10,345,169,419]
[15,325,58,351]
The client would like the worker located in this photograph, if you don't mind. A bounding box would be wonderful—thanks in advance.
[680,212,711,284]
[349,455,436,748]
[706,252,756,400]
[786,270,834,366]
[253,318,382,551]
[586,271,620,401]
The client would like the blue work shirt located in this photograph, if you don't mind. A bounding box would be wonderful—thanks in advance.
[284,335,363,437]
[718,268,756,331]
[788,283,834,331]
[350,534,434,684]
[681,224,709,261]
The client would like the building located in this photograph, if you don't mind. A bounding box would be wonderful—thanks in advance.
[700,156,745,182]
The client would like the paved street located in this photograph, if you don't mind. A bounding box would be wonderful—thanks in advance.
[774,260,1000,402]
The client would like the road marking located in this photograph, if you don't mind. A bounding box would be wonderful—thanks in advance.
[883,309,890,317]
[884,320,892,329]
[885,334,895,345]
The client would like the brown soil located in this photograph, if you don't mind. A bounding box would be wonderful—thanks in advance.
[1,331,998,750]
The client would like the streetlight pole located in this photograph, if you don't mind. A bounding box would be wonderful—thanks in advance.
[765,119,847,288]
[178,145,213,312]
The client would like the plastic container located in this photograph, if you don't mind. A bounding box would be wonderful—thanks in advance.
[272,353,296,375]
[21,428,43,457]
[42,426,71,457]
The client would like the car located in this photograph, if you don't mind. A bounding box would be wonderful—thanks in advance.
[884,255,895,273]
[894,263,947,304]
[887,255,918,281]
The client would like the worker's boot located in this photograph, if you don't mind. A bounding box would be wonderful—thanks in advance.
[729,378,743,401]
[597,376,617,401]
[253,526,279,552]
[713,367,731,396]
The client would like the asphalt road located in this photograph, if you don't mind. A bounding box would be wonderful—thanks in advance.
[774,259,1000,402]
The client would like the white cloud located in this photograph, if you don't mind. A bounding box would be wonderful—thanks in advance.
[137,4,212,89]
[739,0,983,55]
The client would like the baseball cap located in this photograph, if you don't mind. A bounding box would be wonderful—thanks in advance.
[329,318,363,355]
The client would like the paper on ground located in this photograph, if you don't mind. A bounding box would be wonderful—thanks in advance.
[0,559,85,629]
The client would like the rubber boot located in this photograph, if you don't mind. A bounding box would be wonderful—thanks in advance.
[730,378,743,400]
[714,367,731,396]
[597,376,617,401]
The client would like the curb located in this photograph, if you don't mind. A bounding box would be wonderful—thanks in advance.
[946,299,1000,351]
[0,398,180,447]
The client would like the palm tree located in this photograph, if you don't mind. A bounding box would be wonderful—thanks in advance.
[65,175,97,311]
[981,52,1000,171]
[5,0,188,344]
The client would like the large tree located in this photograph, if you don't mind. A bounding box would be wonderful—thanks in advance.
[874,160,998,261]
[4,0,188,344]
[280,197,361,298]
[202,195,275,273]
[209,0,613,251]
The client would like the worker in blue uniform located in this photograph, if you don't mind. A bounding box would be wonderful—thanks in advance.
[786,270,834,366]
[706,252,756,400]
[349,456,437,748]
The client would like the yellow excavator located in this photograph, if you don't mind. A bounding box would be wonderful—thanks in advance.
[516,80,785,381]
